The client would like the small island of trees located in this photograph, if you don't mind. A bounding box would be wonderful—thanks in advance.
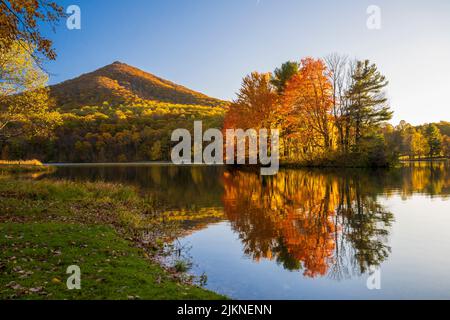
[224,56,450,167]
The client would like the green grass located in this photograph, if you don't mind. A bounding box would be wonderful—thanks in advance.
[0,223,222,300]
[0,177,226,300]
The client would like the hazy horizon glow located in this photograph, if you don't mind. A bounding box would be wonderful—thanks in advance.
[44,0,450,125]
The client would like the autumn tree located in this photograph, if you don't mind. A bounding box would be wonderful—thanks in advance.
[442,136,450,158]
[0,41,61,144]
[409,130,429,159]
[0,0,65,64]
[436,121,450,137]
[224,72,278,131]
[283,58,334,156]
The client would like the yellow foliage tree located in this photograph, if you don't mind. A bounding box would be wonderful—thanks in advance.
[0,41,61,142]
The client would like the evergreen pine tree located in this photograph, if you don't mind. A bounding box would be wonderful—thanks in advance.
[425,124,443,157]
[347,60,393,146]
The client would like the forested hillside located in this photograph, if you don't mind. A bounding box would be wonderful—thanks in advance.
[1,62,226,162]
[2,100,225,162]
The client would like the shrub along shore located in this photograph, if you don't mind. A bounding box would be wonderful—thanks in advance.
[0,167,225,300]
[0,160,56,174]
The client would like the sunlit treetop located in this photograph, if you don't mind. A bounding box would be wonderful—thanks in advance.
[0,0,65,63]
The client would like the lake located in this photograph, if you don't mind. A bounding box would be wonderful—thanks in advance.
[44,162,450,299]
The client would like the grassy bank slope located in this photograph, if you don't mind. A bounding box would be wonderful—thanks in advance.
[0,177,224,300]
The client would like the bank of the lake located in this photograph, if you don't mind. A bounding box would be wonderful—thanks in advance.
[0,174,225,300]
[0,160,55,174]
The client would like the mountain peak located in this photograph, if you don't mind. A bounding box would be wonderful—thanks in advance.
[50,63,224,109]
[108,60,128,67]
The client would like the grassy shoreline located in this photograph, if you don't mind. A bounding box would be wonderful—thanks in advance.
[0,175,225,300]
[0,160,55,174]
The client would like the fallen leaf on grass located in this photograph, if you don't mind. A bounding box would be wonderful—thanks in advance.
[6,281,23,291]
[51,277,62,284]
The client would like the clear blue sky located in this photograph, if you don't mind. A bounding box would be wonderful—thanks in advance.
[44,0,450,125]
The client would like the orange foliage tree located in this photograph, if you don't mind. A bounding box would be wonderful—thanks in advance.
[282,58,334,159]
[223,72,278,131]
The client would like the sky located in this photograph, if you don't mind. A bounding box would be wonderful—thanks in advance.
[43,0,450,125]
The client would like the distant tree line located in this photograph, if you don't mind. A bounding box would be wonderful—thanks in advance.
[1,100,224,162]
[384,121,450,160]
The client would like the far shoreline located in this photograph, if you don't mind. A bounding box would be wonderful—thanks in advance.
[41,158,449,169]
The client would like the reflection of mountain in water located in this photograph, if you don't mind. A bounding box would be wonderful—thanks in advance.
[48,165,225,210]
[164,207,226,237]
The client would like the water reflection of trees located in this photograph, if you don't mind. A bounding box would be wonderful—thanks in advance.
[45,161,449,278]
[391,161,450,199]
[222,169,395,279]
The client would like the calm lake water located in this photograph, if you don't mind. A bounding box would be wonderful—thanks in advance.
[45,162,450,300]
